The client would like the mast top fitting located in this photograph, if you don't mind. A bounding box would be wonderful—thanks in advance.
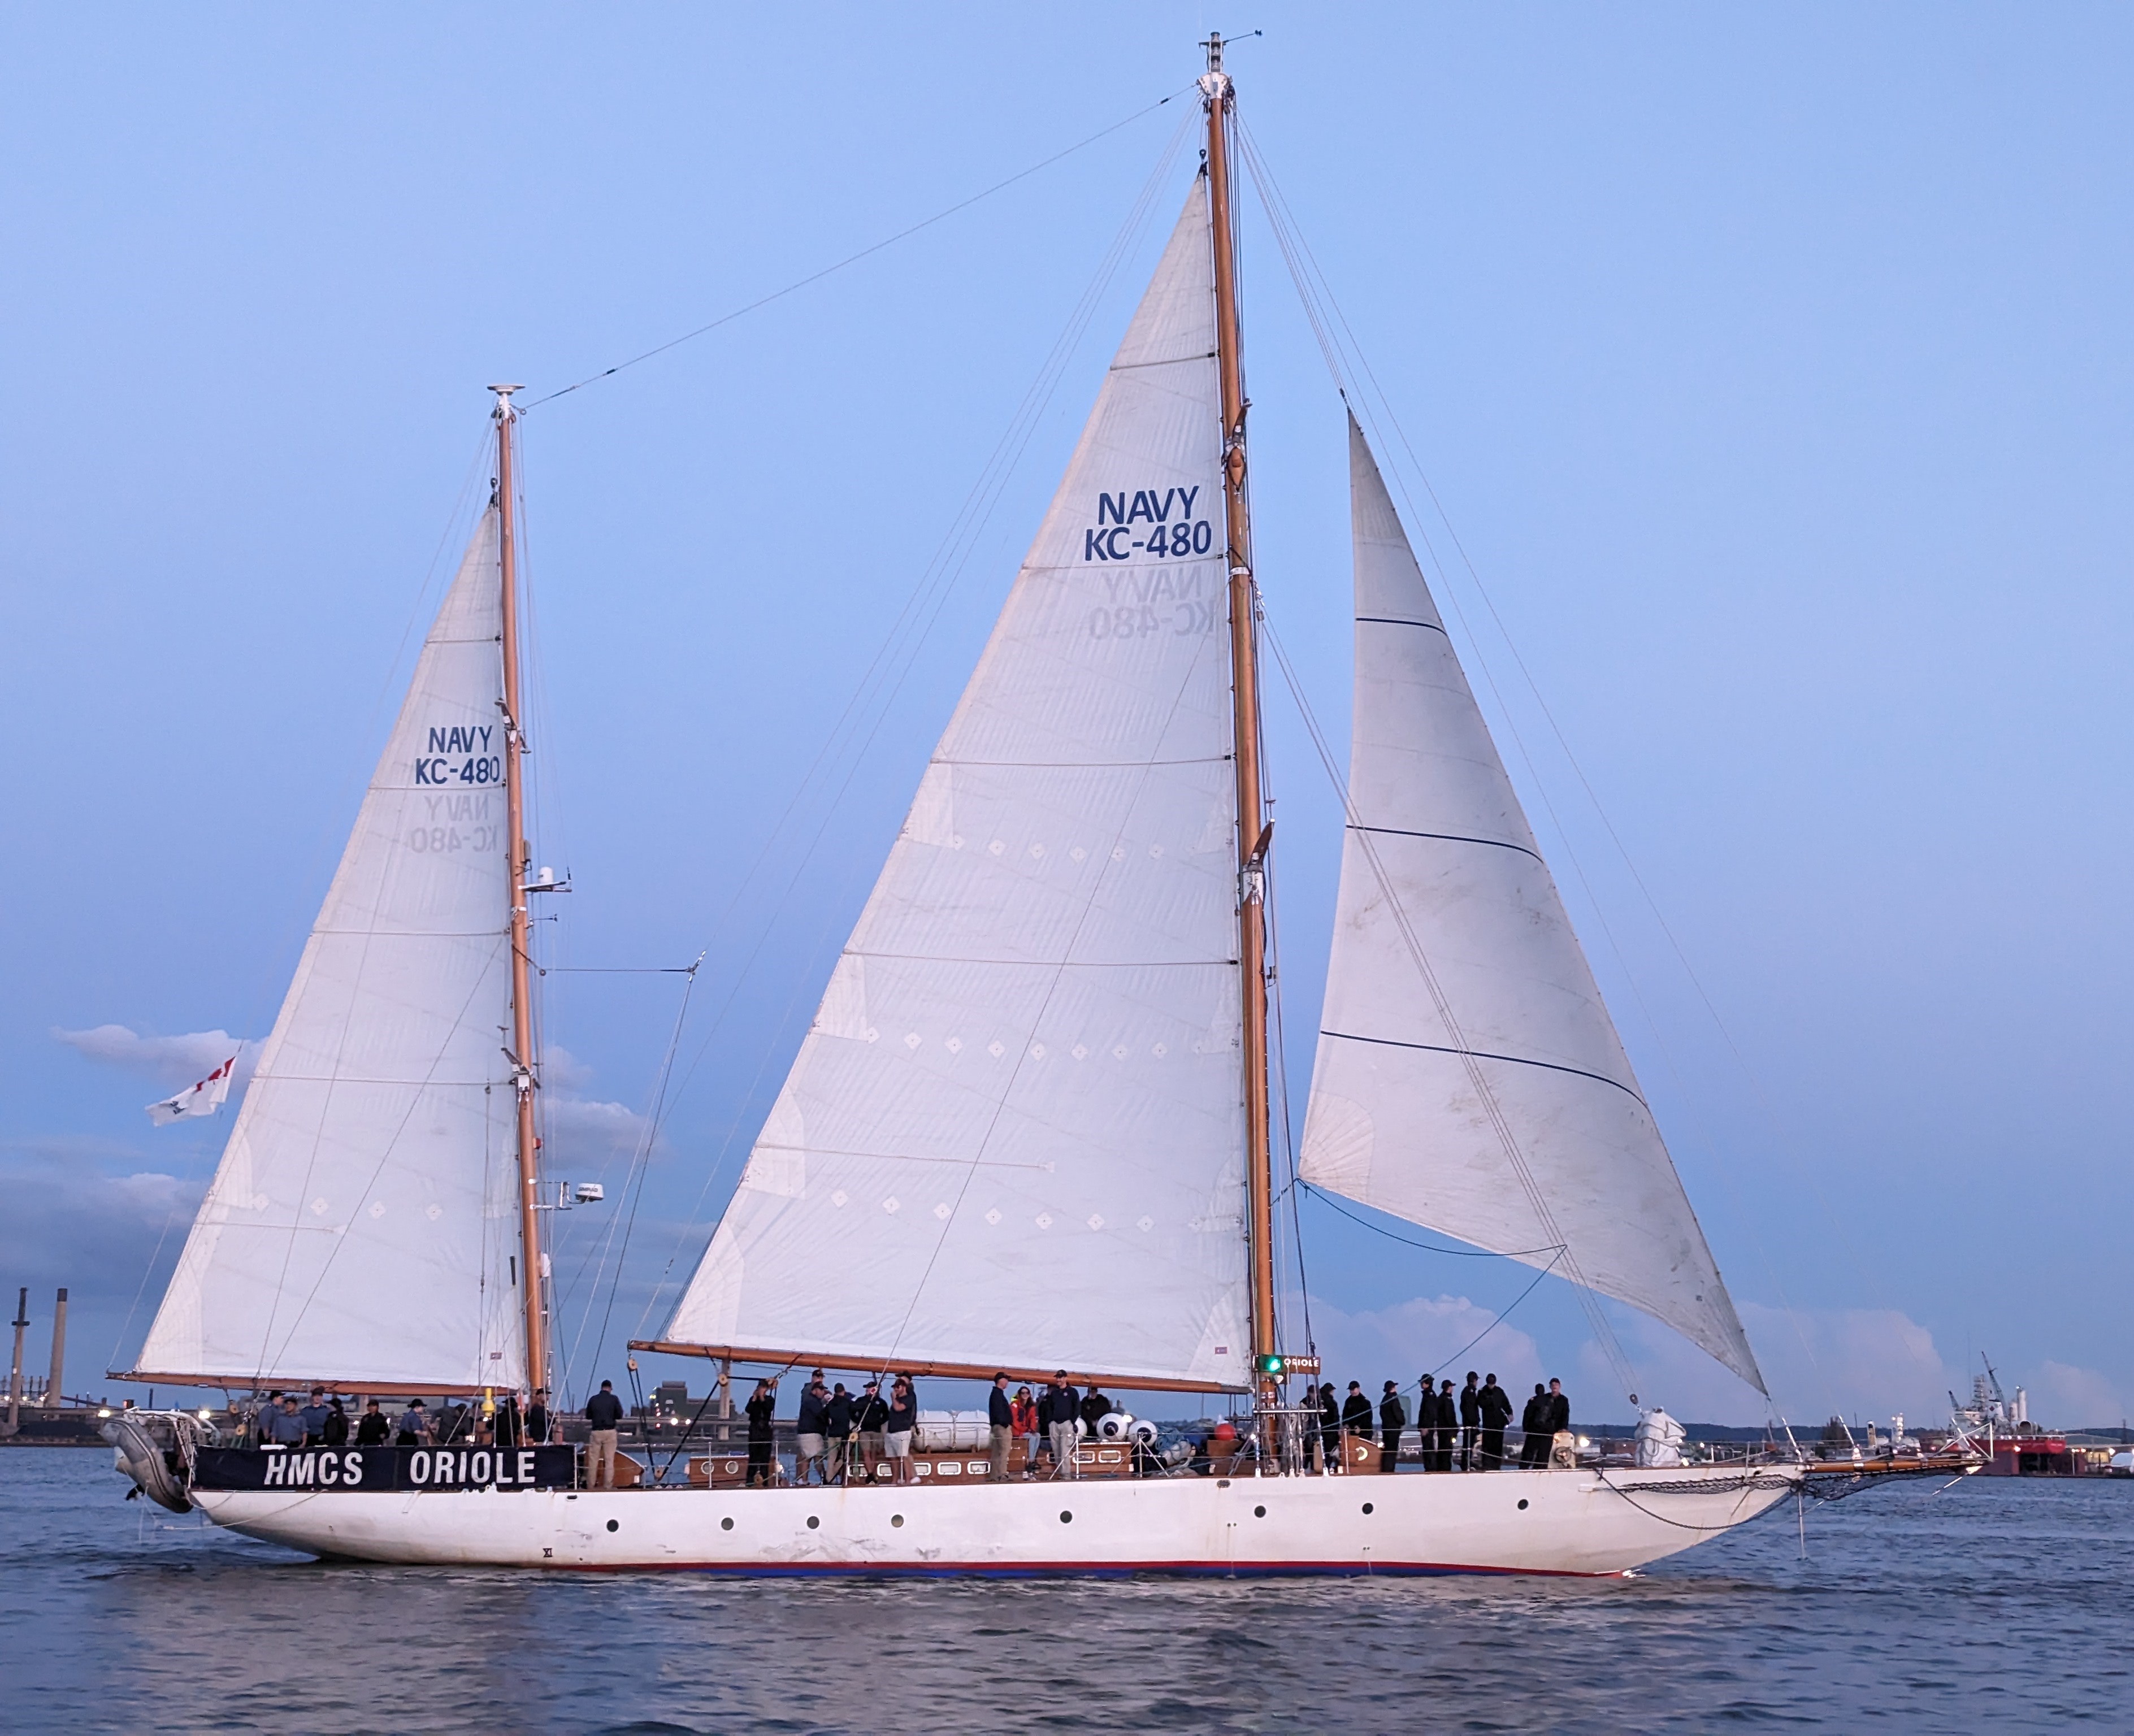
[489,383,524,420]
[1199,33,1230,101]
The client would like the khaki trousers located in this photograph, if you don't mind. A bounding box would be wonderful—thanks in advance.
[589,1428,619,1488]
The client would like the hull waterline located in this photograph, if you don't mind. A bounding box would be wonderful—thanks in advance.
[192,1464,1800,1578]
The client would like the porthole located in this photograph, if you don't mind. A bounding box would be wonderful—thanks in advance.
[806,1515,821,1530]
[720,1517,734,1531]
[891,1514,905,1528]
[1060,1510,1074,1524]
[1517,1499,1529,1511]
[1361,1503,1374,1516]
[605,1518,619,1532]
[1253,1505,1266,1518]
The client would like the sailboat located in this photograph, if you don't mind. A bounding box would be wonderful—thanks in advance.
[112,39,1809,1573]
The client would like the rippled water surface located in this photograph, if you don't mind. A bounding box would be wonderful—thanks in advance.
[5,1448,2128,1731]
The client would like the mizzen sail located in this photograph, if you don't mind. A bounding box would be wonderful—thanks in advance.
[133,514,528,1391]
[1298,420,1762,1391]
[662,181,1252,1388]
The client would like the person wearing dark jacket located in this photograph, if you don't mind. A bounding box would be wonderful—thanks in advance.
[1317,1383,1342,1473]
[744,1378,777,1487]
[355,1399,391,1447]
[1415,1380,1441,1470]
[585,1379,627,1488]
[1079,1385,1113,1434]
[1341,1382,1374,1464]
[491,1392,522,1449]
[1377,1382,1406,1473]
[853,1381,889,1481]
[1544,1378,1571,1464]
[320,1398,349,1447]
[794,1377,829,1486]
[1458,1372,1483,1471]
[1519,1385,1552,1468]
[1040,1375,1081,1479]
[1432,1379,1458,1471]
[825,1383,854,1483]
[526,1388,553,1444]
[988,1373,1016,1482]
[1477,1374,1513,1469]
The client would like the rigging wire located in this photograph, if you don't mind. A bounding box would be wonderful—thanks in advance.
[519,89,1192,413]
[1296,1179,1564,1262]
[559,955,702,1404]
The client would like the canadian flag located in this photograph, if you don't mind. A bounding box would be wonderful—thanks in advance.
[146,1054,238,1127]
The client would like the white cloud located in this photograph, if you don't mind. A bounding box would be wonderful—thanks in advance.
[544,1093,649,1155]
[2029,1360,2129,1427]
[1299,1290,1544,1398]
[53,1024,256,1083]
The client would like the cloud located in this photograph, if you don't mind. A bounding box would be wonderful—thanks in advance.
[536,1048,656,1170]
[2028,1360,2129,1427]
[545,1093,650,1155]
[1299,1290,1544,1396]
[53,1025,255,1083]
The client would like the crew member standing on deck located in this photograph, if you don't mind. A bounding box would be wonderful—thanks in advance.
[1317,1383,1342,1473]
[854,1379,887,1482]
[1478,1374,1512,1469]
[585,1379,626,1488]
[1043,1373,1081,1480]
[526,1388,553,1444]
[1341,1381,1373,1450]
[825,1382,854,1484]
[794,1374,828,1486]
[355,1399,390,1447]
[884,1375,918,1486]
[1519,1385,1551,1468]
[744,1377,777,1487]
[987,1374,1014,1482]
[1459,1372,1482,1472]
[1378,1381,1406,1473]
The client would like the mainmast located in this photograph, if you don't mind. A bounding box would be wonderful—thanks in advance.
[492,384,547,1394]
[1202,37,1278,1422]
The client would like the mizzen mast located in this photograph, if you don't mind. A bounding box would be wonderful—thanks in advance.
[1201,37,1278,1423]
[492,384,547,1393]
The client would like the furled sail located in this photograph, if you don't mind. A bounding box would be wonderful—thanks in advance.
[1299,420,1763,1390]
[663,181,1252,1388]
[135,514,527,1391]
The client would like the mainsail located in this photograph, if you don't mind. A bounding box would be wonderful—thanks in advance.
[1299,420,1763,1390]
[134,514,528,1391]
[662,182,1253,1388]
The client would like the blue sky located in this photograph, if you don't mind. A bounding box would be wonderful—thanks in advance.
[4,5,2129,1429]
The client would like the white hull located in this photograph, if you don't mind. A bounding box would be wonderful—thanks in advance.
[194,1464,1800,1577]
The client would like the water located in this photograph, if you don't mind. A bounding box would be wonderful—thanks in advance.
[5,1448,2127,1731]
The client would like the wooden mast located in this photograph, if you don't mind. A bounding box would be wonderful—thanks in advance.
[492,384,547,1395]
[1202,37,1278,1424]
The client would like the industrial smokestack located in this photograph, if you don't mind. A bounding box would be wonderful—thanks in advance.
[4,1287,24,1436]
[46,1288,66,1413]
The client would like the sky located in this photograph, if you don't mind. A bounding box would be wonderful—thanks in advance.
[3,4,2130,1431]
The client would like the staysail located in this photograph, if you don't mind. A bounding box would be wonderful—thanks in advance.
[1299,420,1763,1390]
[133,513,528,1391]
[661,181,1253,1388]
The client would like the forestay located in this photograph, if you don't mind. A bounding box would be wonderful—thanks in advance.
[1298,420,1763,1390]
[136,514,527,1391]
[665,181,1252,1388]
